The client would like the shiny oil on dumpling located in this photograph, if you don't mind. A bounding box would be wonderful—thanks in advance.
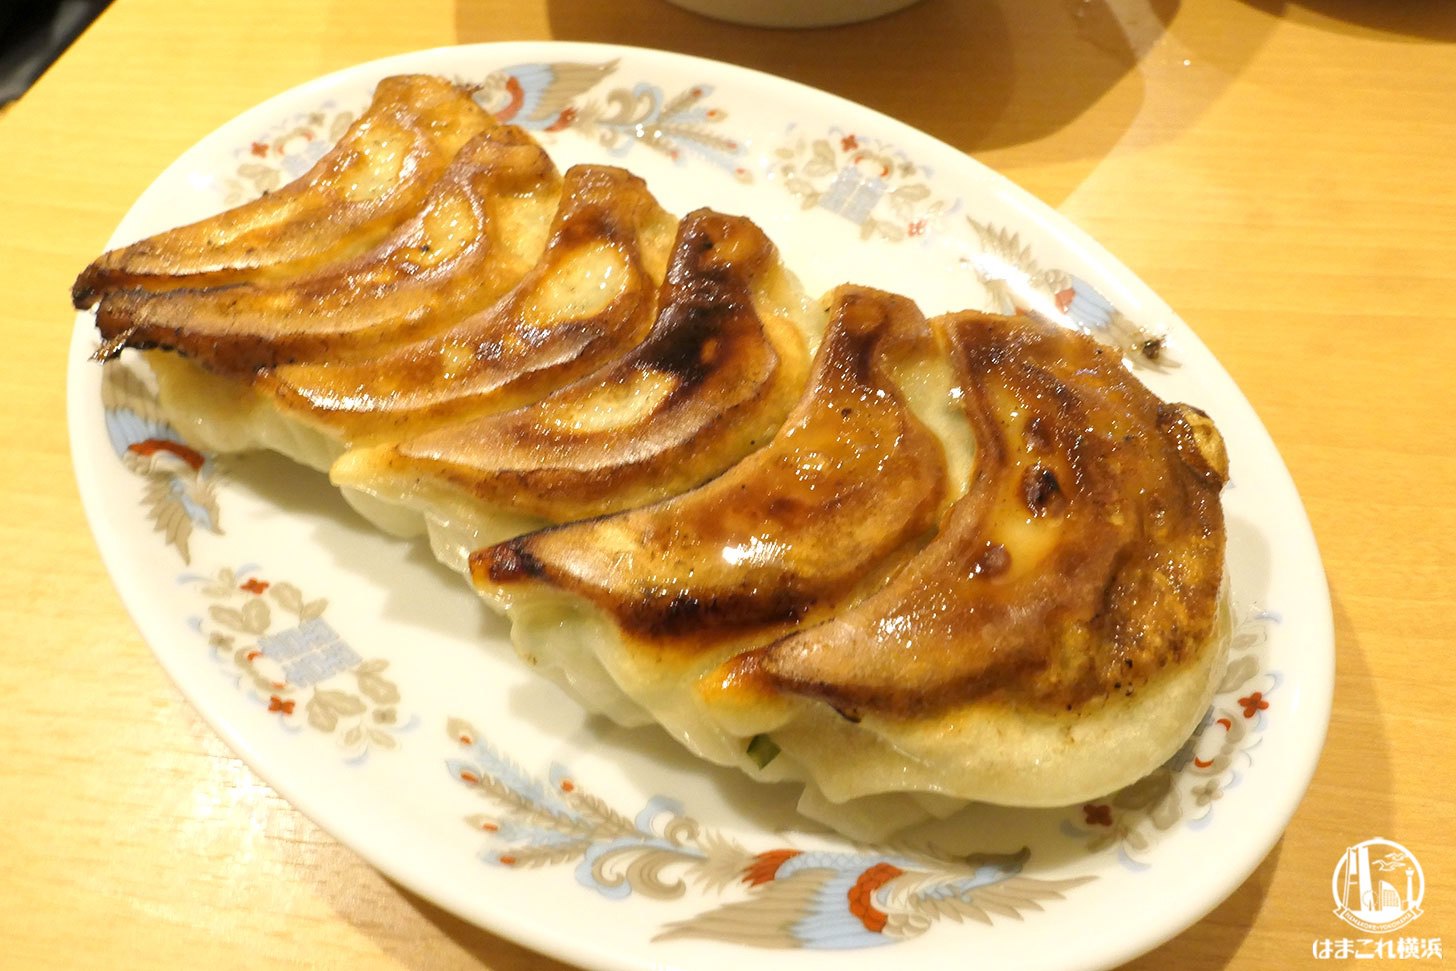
[259,164,679,442]
[95,124,562,375]
[332,209,823,570]
[700,311,1231,831]
[74,73,1233,843]
[74,74,499,304]
[467,285,968,736]
[85,122,566,474]
[469,307,1229,837]
[144,160,679,480]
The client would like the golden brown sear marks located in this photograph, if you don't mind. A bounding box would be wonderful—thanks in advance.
[711,312,1228,720]
[91,125,562,375]
[73,75,496,306]
[472,286,948,652]
[345,209,811,522]
[257,164,677,440]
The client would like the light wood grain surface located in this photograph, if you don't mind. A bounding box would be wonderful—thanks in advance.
[2,0,1453,967]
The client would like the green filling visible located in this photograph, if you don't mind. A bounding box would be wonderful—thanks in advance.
[746,733,780,769]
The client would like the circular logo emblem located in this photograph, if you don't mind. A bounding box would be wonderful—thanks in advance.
[1332,839,1425,933]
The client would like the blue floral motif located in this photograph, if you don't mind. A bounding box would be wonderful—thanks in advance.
[771,126,954,242]
[962,218,1172,366]
[446,719,1093,949]
[257,617,363,688]
[179,565,414,760]
[102,362,221,563]
[474,61,747,177]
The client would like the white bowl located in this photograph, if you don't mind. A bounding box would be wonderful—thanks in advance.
[663,0,925,28]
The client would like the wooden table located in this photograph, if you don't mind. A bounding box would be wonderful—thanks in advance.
[2,0,1453,967]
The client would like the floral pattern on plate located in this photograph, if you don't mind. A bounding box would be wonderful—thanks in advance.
[186,566,416,760]
[964,218,1171,366]
[223,102,355,205]
[221,60,748,201]
[446,718,1093,949]
[475,60,749,178]
[102,361,222,564]
[770,127,958,242]
[104,364,414,759]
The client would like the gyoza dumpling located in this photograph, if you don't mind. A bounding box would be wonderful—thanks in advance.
[74,75,498,304]
[121,125,568,473]
[330,209,823,570]
[94,124,562,375]
[136,160,680,485]
[258,163,679,441]
[701,311,1230,823]
[73,75,1232,844]
[466,286,968,734]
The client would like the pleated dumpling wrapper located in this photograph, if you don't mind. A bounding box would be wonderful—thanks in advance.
[332,209,823,571]
[258,163,680,442]
[74,74,498,303]
[700,311,1231,835]
[94,124,562,376]
[468,287,971,829]
[142,159,680,485]
[473,308,1229,838]
[102,124,577,475]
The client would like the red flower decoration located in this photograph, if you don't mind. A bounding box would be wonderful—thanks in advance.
[267,695,295,716]
[250,141,269,158]
[1083,803,1113,827]
[908,219,927,238]
[560,779,575,793]
[841,134,859,151]
[1238,691,1269,718]
[240,578,270,595]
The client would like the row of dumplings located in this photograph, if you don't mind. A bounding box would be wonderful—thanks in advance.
[77,75,1230,838]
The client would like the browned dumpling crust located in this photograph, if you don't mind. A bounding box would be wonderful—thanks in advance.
[74,75,497,305]
[709,311,1228,721]
[73,72,1235,829]
[258,164,678,441]
[337,209,814,522]
[91,124,563,374]
[472,285,950,650]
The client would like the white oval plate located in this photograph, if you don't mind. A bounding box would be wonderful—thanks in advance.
[68,41,1333,971]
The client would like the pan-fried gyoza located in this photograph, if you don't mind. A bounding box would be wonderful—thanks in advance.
[75,74,1230,839]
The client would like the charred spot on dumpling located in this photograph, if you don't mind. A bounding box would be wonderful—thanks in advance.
[973,541,1012,577]
[477,540,547,583]
[1022,465,1063,516]
[467,286,948,668]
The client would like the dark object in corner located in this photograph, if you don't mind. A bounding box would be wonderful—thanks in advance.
[0,0,112,109]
